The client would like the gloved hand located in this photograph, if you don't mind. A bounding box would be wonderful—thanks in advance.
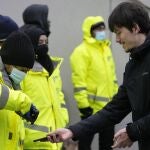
[79,107,93,119]
[16,104,39,124]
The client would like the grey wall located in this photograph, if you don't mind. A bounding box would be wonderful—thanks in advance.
[1,0,150,149]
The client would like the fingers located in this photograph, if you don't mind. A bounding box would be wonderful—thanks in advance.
[111,135,133,149]
[111,134,121,148]
[112,138,127,149]
[114,128,126,139]
[111,138,119,148]
[47,133,61,143]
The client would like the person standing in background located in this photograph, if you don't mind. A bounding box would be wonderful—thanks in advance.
[21,5,69,126]
[70,16,118,150]
[0,15,39,150]
[20,25,68,150]
[20,4,69,149]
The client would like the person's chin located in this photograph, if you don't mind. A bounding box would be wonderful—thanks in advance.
[122,45,127,52]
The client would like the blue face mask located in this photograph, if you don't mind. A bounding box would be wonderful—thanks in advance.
[9,68,26,84]
[95,31,106,41]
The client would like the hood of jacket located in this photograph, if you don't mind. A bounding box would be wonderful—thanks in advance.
[20,25,45,50]
[22,4,50,36]
[82,16,106,43]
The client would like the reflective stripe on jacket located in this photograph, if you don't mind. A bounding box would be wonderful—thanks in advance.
[70,16,118,113]
[21,56,69,149]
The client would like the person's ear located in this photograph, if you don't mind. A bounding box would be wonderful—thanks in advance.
[132,23,140,34]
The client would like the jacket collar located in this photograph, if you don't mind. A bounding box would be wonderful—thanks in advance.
[130,32,150,59]
[31,61,44,72]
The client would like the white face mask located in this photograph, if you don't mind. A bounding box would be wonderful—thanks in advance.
[95,31,106,41]
[9,68,26,84]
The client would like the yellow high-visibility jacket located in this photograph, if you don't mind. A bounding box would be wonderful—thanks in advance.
[0,60,32,150]
[70,16,118,114]
[21,56,69,150]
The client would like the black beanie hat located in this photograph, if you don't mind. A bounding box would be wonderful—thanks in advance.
[0,31,35,68]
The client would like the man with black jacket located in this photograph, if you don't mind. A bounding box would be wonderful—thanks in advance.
[47,2,150,150]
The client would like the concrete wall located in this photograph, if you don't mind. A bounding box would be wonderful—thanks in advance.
[1,0,150,149]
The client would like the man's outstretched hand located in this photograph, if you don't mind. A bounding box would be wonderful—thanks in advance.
[47,128,73,143]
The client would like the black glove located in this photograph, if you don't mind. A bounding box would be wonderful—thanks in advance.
[16,104,39,124]
[79,107,93,119]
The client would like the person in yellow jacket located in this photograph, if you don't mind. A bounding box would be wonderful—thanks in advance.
[70,16,118,150]
[0,23,39,150]
[20,26,69,150]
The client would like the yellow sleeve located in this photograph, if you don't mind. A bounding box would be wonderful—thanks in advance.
[70,47,90,108]
[0,84,31,114]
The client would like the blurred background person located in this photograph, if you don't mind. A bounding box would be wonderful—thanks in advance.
[70,16,118,150]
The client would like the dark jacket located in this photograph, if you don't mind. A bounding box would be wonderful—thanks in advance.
[69,33,150,150]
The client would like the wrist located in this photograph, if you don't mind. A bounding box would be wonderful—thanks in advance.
[126,123,140,142]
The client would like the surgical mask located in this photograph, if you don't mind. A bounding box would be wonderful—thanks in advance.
[95,31,106,41]
[9,68,26,84]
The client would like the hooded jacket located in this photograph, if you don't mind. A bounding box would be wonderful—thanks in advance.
[69,32,150,150]
[21,57,69,149]
[70,16,118,114]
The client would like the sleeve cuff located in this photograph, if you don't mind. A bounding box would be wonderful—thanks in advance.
[126,123,141,142]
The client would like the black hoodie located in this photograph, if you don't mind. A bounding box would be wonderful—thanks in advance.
[20,26,54,76]
[22,4,50,36]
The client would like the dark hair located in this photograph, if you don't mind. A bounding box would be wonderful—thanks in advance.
[108,2,150,34]
[90,22,105,37]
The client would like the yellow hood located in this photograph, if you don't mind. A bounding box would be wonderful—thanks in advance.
[82,16,104,42]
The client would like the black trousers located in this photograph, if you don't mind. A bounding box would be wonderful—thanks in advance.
[78,126,114,150]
